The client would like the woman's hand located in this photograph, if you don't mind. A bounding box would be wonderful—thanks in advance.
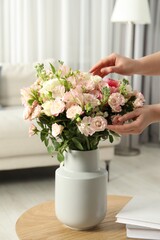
[89,53,139,77]
[90,52,160,77]
[107,105,160,135]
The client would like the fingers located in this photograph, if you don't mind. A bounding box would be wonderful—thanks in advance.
[107,124,135,135]
[107,118,142,135]
[89,54,116,74]
[100,67,114,75]
[118,111,140,122]
[90,68,105,78]
[89,58,109,73]
[90,66,115,77]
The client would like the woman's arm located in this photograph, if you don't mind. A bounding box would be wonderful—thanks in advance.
[90,52,160,77]
[135,52,160,76]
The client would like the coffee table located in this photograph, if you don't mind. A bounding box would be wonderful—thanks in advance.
[16,195,139,240]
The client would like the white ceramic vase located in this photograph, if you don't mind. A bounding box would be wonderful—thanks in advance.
[55,149,107,230]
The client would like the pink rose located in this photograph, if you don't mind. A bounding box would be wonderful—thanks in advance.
[104,78,119,88]
[90,116,107,132]
[108,92,125,112]
[133,92,145,108]
[103,77,120,93]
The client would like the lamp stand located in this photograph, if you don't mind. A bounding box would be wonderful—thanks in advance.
[115,137,140,156]
[115,22,140,157]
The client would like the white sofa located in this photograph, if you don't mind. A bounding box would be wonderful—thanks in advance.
[0,62,120,171]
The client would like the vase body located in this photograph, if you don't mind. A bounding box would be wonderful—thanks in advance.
[55,149,107,230]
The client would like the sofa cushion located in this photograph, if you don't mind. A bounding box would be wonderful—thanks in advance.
[0,106,47,158]
[0,59,55,107]
[0,63,36,106]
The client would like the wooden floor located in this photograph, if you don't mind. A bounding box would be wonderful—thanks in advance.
[1,144,160,240]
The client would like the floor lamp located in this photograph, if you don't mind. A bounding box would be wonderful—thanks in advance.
[111,0,151,156]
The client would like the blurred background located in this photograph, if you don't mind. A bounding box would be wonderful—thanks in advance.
[0,0,160,146]
[0,1,160,239]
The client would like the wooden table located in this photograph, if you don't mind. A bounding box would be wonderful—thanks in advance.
[16,195,140,240]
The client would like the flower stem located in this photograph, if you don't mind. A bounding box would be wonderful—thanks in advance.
[85,136,90,150]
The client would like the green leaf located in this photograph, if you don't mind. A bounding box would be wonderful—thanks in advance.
[37,121,43,128]
[72,138,84,150]
[51,138,61,150]
[109,130,120,138]
[28,99,34,106]
[90,137,99,149]
[44,138,49,147]
[40,131,46,142]
[101,134,109,140]
[85,103,92,113]
[122,78,129,85]
[49,63,56,74]
[59,78,72,91]
[109,134,114,143]
[57,151,64,162]
[101,87,110,104]
[39,115,51,124]
[47,145,54,154]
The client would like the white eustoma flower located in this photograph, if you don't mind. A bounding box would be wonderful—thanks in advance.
[84,93,100,107]
[40,78,60,95]
[51,98,65,116]
[77,116,95,136]
[52,85,65,99]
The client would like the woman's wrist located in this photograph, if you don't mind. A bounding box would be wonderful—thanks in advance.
[135,52,160,76]
[149,104,160,123]
[132,59,145,75]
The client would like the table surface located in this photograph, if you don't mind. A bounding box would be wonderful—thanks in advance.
[16,195,141,240]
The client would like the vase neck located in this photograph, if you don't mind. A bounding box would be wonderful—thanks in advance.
[64,149,99,172]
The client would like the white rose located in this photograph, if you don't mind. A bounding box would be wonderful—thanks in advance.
[52,123,64,137]
[40,78,60,95]
[66,105,83,119]
[42,100,53,116]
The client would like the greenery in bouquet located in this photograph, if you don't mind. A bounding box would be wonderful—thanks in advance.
[21,61,145,162]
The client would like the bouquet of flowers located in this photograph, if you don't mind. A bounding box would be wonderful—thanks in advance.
[21,61,145,162]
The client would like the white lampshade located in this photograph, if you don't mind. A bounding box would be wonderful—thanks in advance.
[111,0,151,24]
